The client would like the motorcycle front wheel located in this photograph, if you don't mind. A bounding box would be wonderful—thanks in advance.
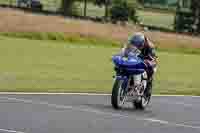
[111,78,127,109]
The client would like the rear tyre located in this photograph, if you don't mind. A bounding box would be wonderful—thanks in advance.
[134,96,149,110]
[111,78,126,109]
[145,78,153,104]
[134,79,152,110]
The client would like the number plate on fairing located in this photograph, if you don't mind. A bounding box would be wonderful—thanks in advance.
[122,57,128,61]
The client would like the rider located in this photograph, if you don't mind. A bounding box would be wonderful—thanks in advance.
[119,32,158,92]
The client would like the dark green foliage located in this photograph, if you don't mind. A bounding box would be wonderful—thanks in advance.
[110,0,129,22]
[174,10,194,33]
[191,0,200,33]
[60,0,73,15]
[128,4,139,23]
[174,0,200,34]
[94,0,111,7]
[109,0,139,23]
[60,0,80,16]
[137,0,145,4]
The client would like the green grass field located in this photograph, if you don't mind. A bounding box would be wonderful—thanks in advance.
[0,35,200,95]
[0,0,13,5]
[137,10,175,30]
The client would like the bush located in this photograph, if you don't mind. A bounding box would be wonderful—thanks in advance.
[174,10,195,33]
[60,0,80,16]
[94,0,108,7]
[109,0,139,24]
[173,0,200,34]
[127,1,139,23]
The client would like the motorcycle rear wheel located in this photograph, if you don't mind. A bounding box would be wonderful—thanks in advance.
[133,80,152,110]
[133,96,149,110]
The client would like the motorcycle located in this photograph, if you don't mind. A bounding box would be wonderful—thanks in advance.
[111,48,153,110]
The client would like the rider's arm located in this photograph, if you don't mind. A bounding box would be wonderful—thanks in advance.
[148,48,158,64]
[145,37,158,64]
[118,43,131,56]
[118,47,126,56]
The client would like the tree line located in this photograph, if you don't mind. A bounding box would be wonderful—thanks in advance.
[60,0,200,34]
[60,0,139,23]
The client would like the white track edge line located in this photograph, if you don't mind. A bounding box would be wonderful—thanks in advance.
[0,92,199,97]
[0,128,25,133]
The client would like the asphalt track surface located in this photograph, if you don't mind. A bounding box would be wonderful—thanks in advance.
[0,94,200,133]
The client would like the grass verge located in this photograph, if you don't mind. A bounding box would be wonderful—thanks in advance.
[0,32,120,48]
[0,35,200,95]
[1,32,200,55]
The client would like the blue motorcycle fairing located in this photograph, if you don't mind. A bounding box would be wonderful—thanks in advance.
[112,54,146,75]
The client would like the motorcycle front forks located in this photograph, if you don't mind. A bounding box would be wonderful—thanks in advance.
[127,75,146,97]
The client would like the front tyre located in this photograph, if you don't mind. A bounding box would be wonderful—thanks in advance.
[111,78,126,109]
